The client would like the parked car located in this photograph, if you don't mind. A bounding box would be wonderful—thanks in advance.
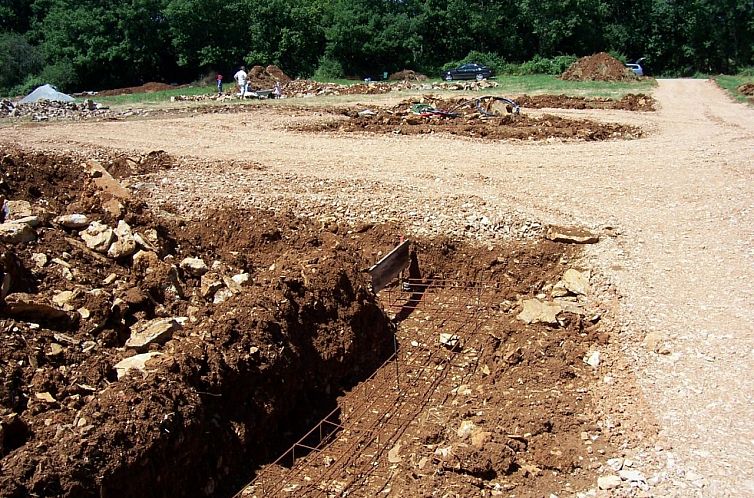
[625,58,645,77]
[442,63,492,81]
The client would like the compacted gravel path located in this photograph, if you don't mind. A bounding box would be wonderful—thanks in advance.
[2,78,752,496]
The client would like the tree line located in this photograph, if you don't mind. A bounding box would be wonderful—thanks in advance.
[1,0,752,95]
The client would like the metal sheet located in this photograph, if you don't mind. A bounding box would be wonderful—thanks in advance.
[368,240,410,293]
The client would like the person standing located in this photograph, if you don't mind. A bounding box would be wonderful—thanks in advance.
[216,73,223,94]
[234,66,247,96]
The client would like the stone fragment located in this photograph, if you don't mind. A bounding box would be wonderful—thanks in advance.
[619,469,646,483]
[125,317,181,352]
[132,250,160,274]
[607,457,624,471]
[180,257,208,276]
[5,200,32,220]
[107,220,137,258]
[562,269,590,295]
[457,420,478,440]
[31,253,48,268]
[231,273,251,286]
[200,272,224,299]
[2,293,78,327]
[14,216,40,227]
[546,225,599,244]
[85,160,131,200]
[213,287,234,304]
[551,281,570,297]
[597,475,622,490]
[102,198,124,218]
[114,352,165,380]
[517,299,562,325]
[439,333,461,348]
[133,232,156,251]
[470,430,492,449]
[80,221,115,253]
[387,443,402,463]
[34,392,56,403]
[584,350,601,368]
[52,290,77,310]
[48,343,64,357]
[0,223,36,243]
[54,214,90,230]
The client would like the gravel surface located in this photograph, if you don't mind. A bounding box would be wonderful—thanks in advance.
[2,79,752,497]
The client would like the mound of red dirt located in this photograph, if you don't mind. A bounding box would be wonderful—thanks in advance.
[247,65,292,88]
[97,82,181,97]
[738,83,754,96]
[561,53,638,82]
[389,70,428,81]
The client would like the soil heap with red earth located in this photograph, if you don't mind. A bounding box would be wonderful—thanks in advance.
[247,65,292,89]
[388,70,428,81]
[0,145,619,497]
[561,52,639,82]
[738,82,754,96]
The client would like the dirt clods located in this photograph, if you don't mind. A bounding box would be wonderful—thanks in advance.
[561,52,638,82]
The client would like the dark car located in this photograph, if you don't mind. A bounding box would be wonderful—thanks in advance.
[442,63,492,81]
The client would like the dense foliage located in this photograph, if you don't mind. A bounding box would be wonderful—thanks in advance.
[1,0,752,95]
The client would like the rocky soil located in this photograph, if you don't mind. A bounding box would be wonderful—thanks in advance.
[1,79,752,497]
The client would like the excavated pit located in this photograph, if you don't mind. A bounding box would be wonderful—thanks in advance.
[1,147,614,497]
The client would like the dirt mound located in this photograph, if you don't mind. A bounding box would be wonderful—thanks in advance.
[738,83,754,96]
[561,52,638,82]
[97,82,179,97]
[517,93,656,111]
[0,145,395,497]
[293,96,643,141]
[389,69,428,81]
[247,65,292,89]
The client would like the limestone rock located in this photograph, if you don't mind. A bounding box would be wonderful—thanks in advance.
[470,430,492,449]
[80,221,115,253]
[517,299,562,325]
[180,257,208,276]
[107,220,137,258]
[231,273,251,286]
[213,287,233,304]
[52,290,78,310]
[562,269,590,295]
[457,420,478,440]
[584,350,601,368]
[200,272,224,299]
[55,214,90,230]
[31,253,48,268]
[551,281,570,297]
[0,223,36,243]
[114,352,165,380]
[598,475,622,490]
[14,216,40,227]
[439,332,461,348]
[5,200,32,220]
[546,225,599,244]
[132,250,160,274]
[125,317,181,352]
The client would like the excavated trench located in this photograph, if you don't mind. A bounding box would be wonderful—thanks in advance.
[0,147,612,497]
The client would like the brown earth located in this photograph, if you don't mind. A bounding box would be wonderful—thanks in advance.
[561,52,638,82]
[1,79,753,498]
[738,82,754,95]
[517,93,656,111]
[292,96,643,141]
[388,70,428,81]
[247,65,292,89]
[0,147,614,497]
[96,82,183,97]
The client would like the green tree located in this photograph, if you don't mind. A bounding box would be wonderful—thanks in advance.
[0,32,43,93]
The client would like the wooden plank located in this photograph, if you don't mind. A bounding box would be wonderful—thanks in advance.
[368,240,410,293]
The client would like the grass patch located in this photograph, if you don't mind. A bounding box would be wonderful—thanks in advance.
[715,75,754,103]
[84,74,656,110]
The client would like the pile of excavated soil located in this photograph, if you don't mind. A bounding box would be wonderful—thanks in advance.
[389,69,428,81]
[0,145,616,498]
[247,65,292,89]
[0,146,394,497]
[738,83,754,96]
[517,93,656,111]
[561,53,638,82]
[97,82,181,97]
[293,96,644,141]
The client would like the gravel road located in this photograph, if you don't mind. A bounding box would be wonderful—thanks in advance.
[2,78,752,496]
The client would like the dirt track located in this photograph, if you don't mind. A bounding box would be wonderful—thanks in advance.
[2,79,754,496]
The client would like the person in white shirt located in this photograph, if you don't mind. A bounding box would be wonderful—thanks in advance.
[234,66,248,96]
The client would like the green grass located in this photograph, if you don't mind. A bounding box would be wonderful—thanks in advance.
[83,74,656,109]
[90,84,218,106]
[715,74,754,103]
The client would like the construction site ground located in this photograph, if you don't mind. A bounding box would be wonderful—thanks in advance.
[1,78,753,497]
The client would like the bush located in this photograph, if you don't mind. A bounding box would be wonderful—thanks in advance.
[507,55,578,75]
[0,32,43,95]
[39,61,78,92]
[313,56,344,81]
